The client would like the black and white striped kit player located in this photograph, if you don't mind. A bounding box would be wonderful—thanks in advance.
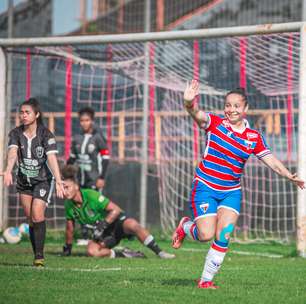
[8,124,58,204]
[68,127,110,188]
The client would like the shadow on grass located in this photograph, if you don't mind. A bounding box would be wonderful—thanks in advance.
[161,278,196,287]
[46,251,88,257]
[0,261,33,268]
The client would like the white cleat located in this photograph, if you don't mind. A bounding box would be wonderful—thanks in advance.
[158,251,176,259]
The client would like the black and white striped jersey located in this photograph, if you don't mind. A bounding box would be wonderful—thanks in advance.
[68,126,110,188]
[8,124,58,185]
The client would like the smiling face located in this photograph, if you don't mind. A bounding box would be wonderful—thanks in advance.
[63,179,79,200]
[224,93,248,125]
[19,104,39,126]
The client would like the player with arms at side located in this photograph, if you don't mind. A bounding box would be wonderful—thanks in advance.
[62,165,175,259]
[3,98,65,267]
[67,107,110,244]
[172,80,305,289]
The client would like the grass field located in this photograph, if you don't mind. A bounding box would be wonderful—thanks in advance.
[0,237,306,304]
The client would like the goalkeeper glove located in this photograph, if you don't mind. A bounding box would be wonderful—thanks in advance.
[63,243,72,256]
[93,220,110,242]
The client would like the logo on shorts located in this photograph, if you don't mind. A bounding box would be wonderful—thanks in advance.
[40,189,46,197]
[200,203,209,214]
[36,146,44,158]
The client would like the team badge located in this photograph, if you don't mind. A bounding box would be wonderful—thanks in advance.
[40,189,46,197]
[200,203,209,214]
[88,144,96,153]
[98,195,105,202]
[36,146,44,158]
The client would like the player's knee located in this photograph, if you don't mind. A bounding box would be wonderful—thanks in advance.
[124,218,141,233]
[198,230,214,242]
[217,223,235,242]
[31,214,45,222]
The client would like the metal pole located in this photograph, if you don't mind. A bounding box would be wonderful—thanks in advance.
[0,48,7,230]
[139,0,150,227]
[297,22,306,257]
[1,0,14,229]
[0,22,303,46]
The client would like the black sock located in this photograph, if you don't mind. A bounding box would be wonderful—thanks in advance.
[146,239,162,255]
[29,224,36,255]
[33,221,46,259]
[114,250,126,258]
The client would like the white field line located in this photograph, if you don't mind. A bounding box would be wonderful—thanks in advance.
[181,247,284,258]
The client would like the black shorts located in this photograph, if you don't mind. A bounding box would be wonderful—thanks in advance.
[16,179,55,205]
[102,214,134,249]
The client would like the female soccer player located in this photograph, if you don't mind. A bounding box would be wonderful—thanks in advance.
[61,165,175,259]
[172,80,305,289]
[67,107,110,243]
[3,98,65,267]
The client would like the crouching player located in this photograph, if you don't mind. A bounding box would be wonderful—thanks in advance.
[61,165,175,259]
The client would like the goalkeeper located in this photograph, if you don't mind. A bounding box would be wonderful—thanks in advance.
[62,165,175,259]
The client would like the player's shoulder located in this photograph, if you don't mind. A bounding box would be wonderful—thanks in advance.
[9,125,23,136]
[37,124,55,137]
[64,199,74,209]
[81,188,100,199]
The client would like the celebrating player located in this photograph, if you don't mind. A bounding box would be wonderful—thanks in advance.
[172,80,305,289]
[67,107,110,244]
[3,98,65,267]
[61,165,175,259]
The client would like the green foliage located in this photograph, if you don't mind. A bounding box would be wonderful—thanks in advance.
[0,240,306,304]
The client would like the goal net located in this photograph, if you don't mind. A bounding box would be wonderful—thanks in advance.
[2,29,301,241]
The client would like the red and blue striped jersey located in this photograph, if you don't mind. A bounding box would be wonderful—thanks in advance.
[195,113,271,191]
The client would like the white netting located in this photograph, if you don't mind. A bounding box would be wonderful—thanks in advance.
[5,32,300,240]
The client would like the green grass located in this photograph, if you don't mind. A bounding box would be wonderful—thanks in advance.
[0,238,306,304]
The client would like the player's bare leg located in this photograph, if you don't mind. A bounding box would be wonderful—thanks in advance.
[198,209,238,289]
[123,218,175,259]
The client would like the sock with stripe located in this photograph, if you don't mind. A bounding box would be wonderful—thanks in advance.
[182,220,200,241]
[201,239,229,282]
[143,235,162,255]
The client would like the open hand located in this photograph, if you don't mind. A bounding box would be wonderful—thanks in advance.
[289,173,305,189]
[184,79,199,106]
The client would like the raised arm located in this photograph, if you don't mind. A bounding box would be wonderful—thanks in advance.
[184,80,209,128]
[3,147,18,186]
[260,154,305,189]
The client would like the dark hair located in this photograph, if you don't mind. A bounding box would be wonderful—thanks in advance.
[78,107,95,120]
[61,165,79,183]
[225,88,248,106]
[19,98,44,125]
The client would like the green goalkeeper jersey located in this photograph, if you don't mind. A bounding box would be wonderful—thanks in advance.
[64,189,110,225]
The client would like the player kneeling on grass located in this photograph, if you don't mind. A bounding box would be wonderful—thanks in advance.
[172,80,305,289]
[61,165,175,259]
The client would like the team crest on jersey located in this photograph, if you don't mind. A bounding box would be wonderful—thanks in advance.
[200,203,209,214]
[98,195,105,202]
[88,144,96,153]
[35,146,44,158]
[222,120,230,127]
[244,140,253,150]
[40,189,46,197]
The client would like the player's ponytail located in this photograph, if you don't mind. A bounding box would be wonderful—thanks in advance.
[19,98,44,125]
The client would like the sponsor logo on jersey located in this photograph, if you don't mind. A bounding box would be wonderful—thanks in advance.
[247,132,258,139]
[36,146,44,158]
[40,189,46,197]
[200,203,209,214]
[88,144,96,153]
[32,159,38,166]
[86,208,95,217]
[48,138,56,145]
